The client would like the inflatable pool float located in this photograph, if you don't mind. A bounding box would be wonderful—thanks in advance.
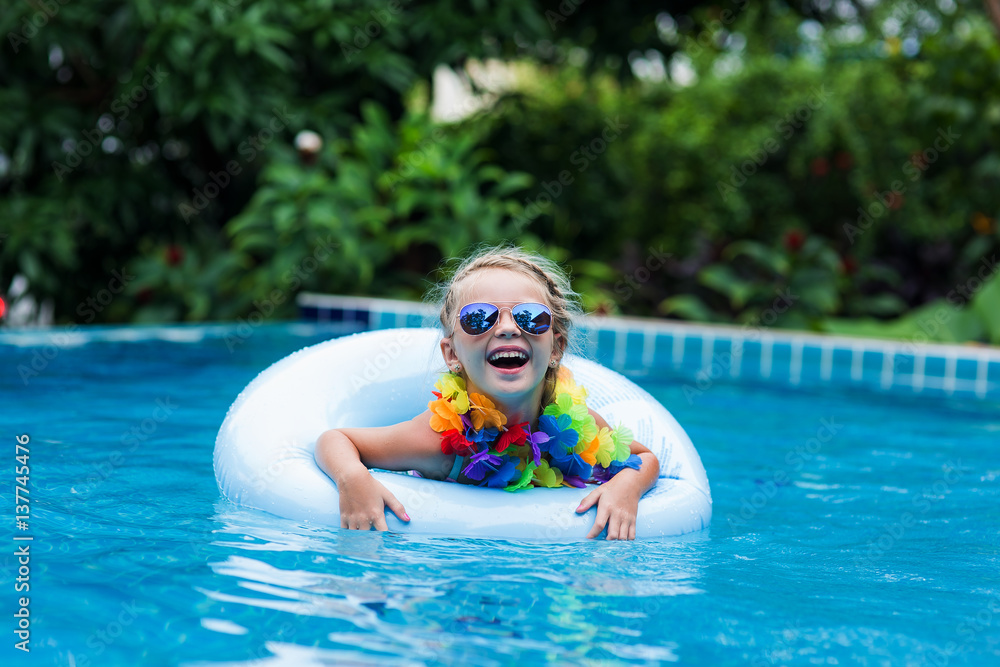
[214,328,712,539]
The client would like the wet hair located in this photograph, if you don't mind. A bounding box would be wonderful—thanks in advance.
[426,243,583,406]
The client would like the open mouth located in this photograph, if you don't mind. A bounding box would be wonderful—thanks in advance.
[487,349,529,370]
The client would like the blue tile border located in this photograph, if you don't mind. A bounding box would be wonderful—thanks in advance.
[296,293,1000,402]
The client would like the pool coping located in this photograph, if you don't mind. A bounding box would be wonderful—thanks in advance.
[297,292,1000,402]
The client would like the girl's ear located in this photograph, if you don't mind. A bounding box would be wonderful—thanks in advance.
[440,337,460,369]
[554,332,567,354]
[551,332,566,364]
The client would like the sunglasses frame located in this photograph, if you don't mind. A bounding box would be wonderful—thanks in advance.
[456,301,553,337]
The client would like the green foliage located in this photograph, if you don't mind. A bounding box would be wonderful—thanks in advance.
[821,272,1000,345]
[472,4,1000,339]
[1,0,998,348]
[659,234,904,330]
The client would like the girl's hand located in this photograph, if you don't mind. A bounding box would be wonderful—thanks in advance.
[337,470,410,531]
[575,471,643,540]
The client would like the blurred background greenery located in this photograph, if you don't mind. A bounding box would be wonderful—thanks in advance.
[1,0,998,343]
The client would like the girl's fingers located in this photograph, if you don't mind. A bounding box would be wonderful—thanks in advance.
[383,493,410,522]
[586,507,609,539]
[606,517,621,540]
[576,489,601,513]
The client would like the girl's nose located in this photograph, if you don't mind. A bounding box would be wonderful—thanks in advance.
[493,307,519,337]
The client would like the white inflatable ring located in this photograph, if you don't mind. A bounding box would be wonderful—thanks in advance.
[214,328,712,540]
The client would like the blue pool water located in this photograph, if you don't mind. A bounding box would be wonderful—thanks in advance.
[2,323,998,666]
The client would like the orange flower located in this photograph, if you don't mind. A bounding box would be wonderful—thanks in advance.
[428,397,463,433]
[468,393,507,430]
[578,435,600,466]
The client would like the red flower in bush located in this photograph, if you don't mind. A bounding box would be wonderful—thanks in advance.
[165,245,184,266]
[809,157,829,177]
[840,256,858,275]
[834,151,853,170]
[136,288,153,304]
[783,229,806,252]
[886,193,904,210]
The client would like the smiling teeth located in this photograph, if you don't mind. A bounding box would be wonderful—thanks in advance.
[489,350,527,362]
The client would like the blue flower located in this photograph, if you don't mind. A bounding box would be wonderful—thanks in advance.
[551,451,593,480]
[538,414,578,458]
[467,426,499,444]
[483,457,520,488]
[592,454,641,483]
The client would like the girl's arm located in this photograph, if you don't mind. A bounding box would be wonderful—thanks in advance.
[314,410,455,530]
[575,409,661,540]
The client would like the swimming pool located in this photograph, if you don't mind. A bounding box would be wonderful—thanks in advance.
[3,322,998,666]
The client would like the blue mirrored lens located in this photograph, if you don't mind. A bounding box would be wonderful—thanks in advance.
[459,303,499,335]
[458,303,552,336]
[512,304,551,334]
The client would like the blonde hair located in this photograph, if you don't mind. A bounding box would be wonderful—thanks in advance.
[426,243,583,406]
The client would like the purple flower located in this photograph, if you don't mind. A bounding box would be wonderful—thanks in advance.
[525,427,550,465]
[462,449,503,481]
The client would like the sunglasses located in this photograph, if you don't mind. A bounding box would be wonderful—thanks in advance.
[457,302,552,336]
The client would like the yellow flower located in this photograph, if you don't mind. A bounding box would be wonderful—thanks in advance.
[532,460,564,488]
[554,367,588,404]
[435,373,469,413]
[592,427,615,467]
[428,397,463,433]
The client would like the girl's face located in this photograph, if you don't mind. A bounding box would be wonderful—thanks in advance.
[441,268,563,403]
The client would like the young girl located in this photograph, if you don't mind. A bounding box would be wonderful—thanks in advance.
[314,245,660,540]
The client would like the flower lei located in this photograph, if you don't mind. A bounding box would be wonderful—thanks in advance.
[428,367,642,491]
